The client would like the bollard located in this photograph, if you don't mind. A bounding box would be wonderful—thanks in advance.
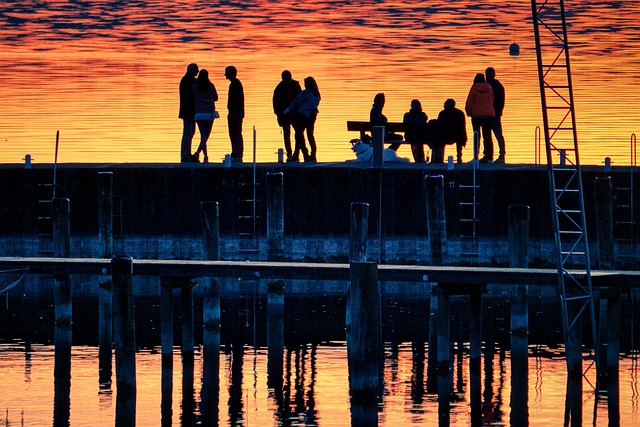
[266,172,285,260]
[24,154,32,169]
[425,175,447,265]
[267,280,285,389]
[372,126,385,167]
[349,203,369,263]
[594,177,615,270]
[447,155,454,170]
[112,256,136,427]
[98,172,113,387]
[559,148,567,165]
[604,156,611,173]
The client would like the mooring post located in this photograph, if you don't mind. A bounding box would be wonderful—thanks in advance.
[347,262,381,405]
[426,285,439,394]
[469,290,482,426]
[350,202,369,263]
[267,280,285,389]
[111,256,136,427]
[52,197,72,425]
[98,172,113,387]
[566,305,583,427]
[181,282,194,356]
[594,176,615,269]
[425,175,447,265]
[267,172,284,260]
[433,285,451,425]
[605,287,621,425]
[200,201,221,424]
[372,126,385,167]
[508,205,529,425]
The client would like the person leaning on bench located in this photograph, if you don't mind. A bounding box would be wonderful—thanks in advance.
[403,99,428,163]
[370,93,403,150]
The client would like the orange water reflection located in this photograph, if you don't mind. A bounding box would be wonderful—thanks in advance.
[0,1,639,165]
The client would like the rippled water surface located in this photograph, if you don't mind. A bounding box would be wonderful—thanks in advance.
[1,1,639,165]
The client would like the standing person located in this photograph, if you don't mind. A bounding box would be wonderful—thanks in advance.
[179,63,199,163]
[225,66,244,163]
[485,67,506,163]
[438,98,468,163]
[284,76,321,162]
[273,70,302,162]
[192,69,219,163]
[465,73,495,163]
[370,93,403,151]
[402,99,428,163]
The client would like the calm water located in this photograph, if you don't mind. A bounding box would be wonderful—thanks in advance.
[1,1,639,165]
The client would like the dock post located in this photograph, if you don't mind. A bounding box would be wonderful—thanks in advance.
[52,198,71,426]
[433,285,451,425]
[347,261,380,425]
[469,290,482,426]
[111,256,136,427]
[181,283,194,356]
[372,126,385,167]
[605,287,621,425]
[201,201,220,424]
[267,280,285,389]
[160,277,174,425]
[98,172,113,387]
[594,177,615,269]
[350,202,369,263]
[267,172,284,261]
[426,286,438,393]
[425,175,447,265]
[508,205,529,425]
[565,304,583,427]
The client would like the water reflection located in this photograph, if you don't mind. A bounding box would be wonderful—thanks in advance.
[1,1,639,165]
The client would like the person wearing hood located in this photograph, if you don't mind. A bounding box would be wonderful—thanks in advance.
[403,99,428,163]
[465,73,495,163]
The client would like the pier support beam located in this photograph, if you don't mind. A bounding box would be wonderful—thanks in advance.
[267,280,285,390]
[112,256,136,427]
[425,175,447,265]
[350,202,369,263]
[98,172,113,387]
[267,172,284,261]
[594,177,615,270]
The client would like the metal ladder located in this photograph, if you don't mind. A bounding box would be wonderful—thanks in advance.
[531,0,598,404]
[614,133,637,259]
[458,131,480,258]
[36,181,56,256]
[236,127,260,255]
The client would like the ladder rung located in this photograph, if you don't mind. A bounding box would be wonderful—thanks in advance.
[459,185,479,189]
[460,219,479,223]
[557,209,581,213]
[559,230,583,235]
[616,221,635,225]
[561,251,586,256]
[564,294,592,302]
[555,189,579,193]
[459,202,476,206]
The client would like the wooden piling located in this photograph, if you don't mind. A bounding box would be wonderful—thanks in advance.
[267,280,285,389]
[434,285,451,425]
[425,175,447,265]
[98,172,113,387]
[565,305,583,427]
[52,198,71,258]
[594,176,615,270]
[469,290,482,426]
[426,287,438,393]
[606,288,621,425]
[112,256,136,427]
[347,261,381,407]
[160,277,174,356]
[266,172,284,260]
[181,282,194,355]
[201,201,220,261]
[350,202,369,263]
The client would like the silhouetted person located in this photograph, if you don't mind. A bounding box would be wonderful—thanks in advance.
[465,73,495,163]
[179,63,198,163]
[485,67,506,163]
[273,70,302,162]
[225,66,244,162]
[370,93,402,150]
[192,69,219,163]
[438,98,468,163]
[284,76,321,162]
[403,99,428,163]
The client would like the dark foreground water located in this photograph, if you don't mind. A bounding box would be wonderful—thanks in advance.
[1,280,639,426]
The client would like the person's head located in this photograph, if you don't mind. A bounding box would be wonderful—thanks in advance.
[485,67,496,81]
[474,73,485,84]
[225,66,237,80]
[444,98,456,110]
[373,93,385,108]
[410,99,422,113]
[304,76,320,98]
[281,70,292,81]
[196,69,211,90]
[187,63,198,76]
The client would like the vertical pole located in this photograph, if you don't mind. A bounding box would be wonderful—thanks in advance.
[606,288,621,425]
[425,175,447,265]
[267,172,285,261]
[181,283,194,355]
[434,285,451,425]
[469,290,482,426]
[372,126,385,167]
[565,305,583,427]
[98,172,113,387]
[267,280,285,389]
[160,277,174,426]
[201,201,220,425]
[594,177,615,270]
[112,256,136,427]
[350,203,369,263]
[52,197,71,426]
[426,286,439,393]
[347,262,380,426]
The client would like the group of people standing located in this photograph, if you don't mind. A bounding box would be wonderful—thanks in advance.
[179,63,245,163]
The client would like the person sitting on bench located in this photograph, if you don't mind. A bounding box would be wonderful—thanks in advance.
[403,99,428,163]
[370,93,403,150]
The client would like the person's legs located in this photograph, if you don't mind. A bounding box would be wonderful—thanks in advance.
[195,120,213,161]
[181,118,196,162]
[306,113,317,161]
[471,118,481,160]
[456,141,464,163]
[228,113,244,161]
[492,116,506,158]
[481,118,494,161]
[431,144,445,163]
[282,119,293,158]
[411,143,425,163]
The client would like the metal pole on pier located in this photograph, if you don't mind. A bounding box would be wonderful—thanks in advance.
[98,172,113,387]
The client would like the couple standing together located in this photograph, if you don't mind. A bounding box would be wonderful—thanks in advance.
[273,71,321,162]
[179,63,245,163]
